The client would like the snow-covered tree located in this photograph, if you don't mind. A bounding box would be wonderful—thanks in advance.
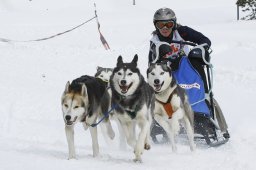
[237,0,256,20]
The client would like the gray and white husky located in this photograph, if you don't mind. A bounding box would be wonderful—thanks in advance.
[109,55,155,162]
[94,66,113,86]
[147,62,196,152]
[61,75,115,159]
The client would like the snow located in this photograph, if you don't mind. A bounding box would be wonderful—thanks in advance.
[0,0,256,169]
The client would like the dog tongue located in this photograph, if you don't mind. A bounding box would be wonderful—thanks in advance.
[120,86,128,93]
[154,84,161,91]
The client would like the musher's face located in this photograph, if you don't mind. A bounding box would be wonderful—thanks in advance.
[155,21,174,37]
[159,28,172,37]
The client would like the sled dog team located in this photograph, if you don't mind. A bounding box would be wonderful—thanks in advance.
[61,54,195,162]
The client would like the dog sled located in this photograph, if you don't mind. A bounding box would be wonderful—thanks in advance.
[150,40,230,147]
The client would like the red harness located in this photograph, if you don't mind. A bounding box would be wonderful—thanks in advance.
[156,93,174,119]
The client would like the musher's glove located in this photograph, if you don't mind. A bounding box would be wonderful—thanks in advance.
[158,44,178,63]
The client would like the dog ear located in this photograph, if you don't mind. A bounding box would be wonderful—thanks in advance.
[149,62,155,67]
[164,63,173,77]
[96,66,102,71]
[160,61,172,71]
[163,61,172,72]
[81,84,88,97]
[64,81,70,93]
[146,64,154,78]
[117,55,123,67]
[167,63,172,71]
[132,54,138,66]
[146,68,150,78]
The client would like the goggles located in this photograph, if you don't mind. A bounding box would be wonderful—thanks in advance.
[155,21,175,29]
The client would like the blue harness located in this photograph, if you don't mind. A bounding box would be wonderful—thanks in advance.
[173,57,210,116]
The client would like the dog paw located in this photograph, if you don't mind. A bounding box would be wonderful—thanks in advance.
[93,152,100,157]
[144,143,151,150]
[133,148,143,162]
[133,158,142,163]
[68,155,76,160]
[133,154,142,163]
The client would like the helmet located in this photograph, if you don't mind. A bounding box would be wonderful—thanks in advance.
[153,8,176,23]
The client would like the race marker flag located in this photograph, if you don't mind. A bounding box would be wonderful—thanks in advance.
[94,3,110,50]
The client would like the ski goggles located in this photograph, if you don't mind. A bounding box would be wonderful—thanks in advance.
[155,21,175,29]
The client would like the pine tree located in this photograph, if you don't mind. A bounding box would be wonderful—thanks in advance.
[236,0,256,20]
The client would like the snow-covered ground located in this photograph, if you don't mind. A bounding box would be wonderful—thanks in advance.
[0,0,256,169]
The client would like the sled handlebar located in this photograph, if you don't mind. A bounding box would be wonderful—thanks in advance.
[170,40,212,54]
[169,40,197,47]
[153,40,198,64]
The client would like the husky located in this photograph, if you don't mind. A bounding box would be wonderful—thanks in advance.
[94,66,113,87]
[94,66,127,149]
[109,54,155,162]
[147,62,195,152]
[61,75,115,159]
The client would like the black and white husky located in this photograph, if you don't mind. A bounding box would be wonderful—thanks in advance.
[94,66,127,149]
[109,55,155,162]
[147,62,196,152]
[61,75,115,159]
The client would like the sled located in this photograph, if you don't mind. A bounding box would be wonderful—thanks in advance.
[150,40,230,147]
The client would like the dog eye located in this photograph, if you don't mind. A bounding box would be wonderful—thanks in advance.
[151,72,155,76]
[118,72,122,75]
[74,106,79,109]
[160,72,165,75]
[128,73,133,76]
[64,104,68,108]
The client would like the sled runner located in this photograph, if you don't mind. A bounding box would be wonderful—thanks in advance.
[150,40,230,147]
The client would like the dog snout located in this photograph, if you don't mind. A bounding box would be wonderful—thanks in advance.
[65,115,71,121]
[154,79,160,85]
[120,80,126,85]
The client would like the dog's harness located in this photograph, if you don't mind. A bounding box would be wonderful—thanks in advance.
[155,85,177,119]
[81,104,117,127]
[91,105,117,127]
[125,105,140,119]
[113,90,141,119]
[156,95,174,119]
